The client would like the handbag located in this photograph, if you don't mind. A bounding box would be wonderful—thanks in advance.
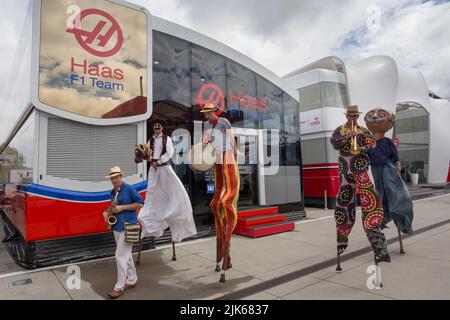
[124,222,141,244]
[119,207,141,244]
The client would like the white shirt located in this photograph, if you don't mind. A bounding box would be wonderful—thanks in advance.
[150,135,174,164]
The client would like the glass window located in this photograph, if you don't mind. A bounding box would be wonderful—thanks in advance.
[282,135,301,166]
[298,83,321,112]
[282,93,300,136]
[153,31,191,107]
[395,115,428,134]
[321,82,349,109]
[226,60,258,128]
[394,105,430,183]
[256,76,282,130]
[191,44,227,120]
[0,112,35,184]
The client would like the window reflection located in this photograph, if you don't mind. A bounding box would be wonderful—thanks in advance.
[298,82,349,112]
[153,31,191,107]
[395,103,430,183]
[0,112,35,184]
[151,31,303,220]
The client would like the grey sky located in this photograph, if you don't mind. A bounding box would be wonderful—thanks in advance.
[1,0,449,101]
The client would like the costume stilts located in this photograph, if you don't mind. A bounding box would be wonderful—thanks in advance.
[365,108,414,253]
[138,119,197,263]
[211,156,240,280]
[331,106,391,273]
[201,103,240,283]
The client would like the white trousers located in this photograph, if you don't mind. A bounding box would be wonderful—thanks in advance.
[113,231,137,291]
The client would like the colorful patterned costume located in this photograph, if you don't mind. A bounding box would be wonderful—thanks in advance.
[330,123,391,263]
[210,156,240,271]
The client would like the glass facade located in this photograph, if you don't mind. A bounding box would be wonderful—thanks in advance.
[152,31,302,222]
[297,81,349,165]
[298,82,349,112]
[320,82,349,109]
[394,104,430,183]
[0,112,35,184]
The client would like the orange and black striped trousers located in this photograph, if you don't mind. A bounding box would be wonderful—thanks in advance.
[210,159,240,271]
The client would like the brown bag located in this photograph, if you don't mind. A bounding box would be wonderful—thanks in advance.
[124,222,141,244]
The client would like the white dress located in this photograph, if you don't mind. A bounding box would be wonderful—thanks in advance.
[139,135,197,242]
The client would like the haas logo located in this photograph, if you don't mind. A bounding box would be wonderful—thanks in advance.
[195,83,226,116]
[66,8,123,58]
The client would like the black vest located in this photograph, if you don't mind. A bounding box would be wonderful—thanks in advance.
[150,134,168,161]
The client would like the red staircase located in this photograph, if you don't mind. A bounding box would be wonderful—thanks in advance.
[233,207,295,238]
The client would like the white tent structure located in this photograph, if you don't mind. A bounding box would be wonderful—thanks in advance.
[286,55,450,186]
[347,55,450,184]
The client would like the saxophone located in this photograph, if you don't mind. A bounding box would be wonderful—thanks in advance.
[103,190,120,230]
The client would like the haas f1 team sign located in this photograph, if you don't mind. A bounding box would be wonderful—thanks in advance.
[33,0,151,124]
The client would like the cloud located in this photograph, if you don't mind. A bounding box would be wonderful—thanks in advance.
[133,0,450,97]
[1,0,449,128]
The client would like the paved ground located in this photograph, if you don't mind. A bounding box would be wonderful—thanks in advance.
[0,194,449,300]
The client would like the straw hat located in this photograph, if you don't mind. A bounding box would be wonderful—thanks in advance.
[345,105,362,115]
[105,166,123,179]
[200,102,218,113]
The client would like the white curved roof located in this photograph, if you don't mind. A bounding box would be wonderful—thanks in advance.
[284,53,450,183]
[152,16,298,100]
[346,55,450,184]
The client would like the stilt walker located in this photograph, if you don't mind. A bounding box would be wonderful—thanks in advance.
[201,103,240,283]
[137,119,197,263]
[330,105,391,272]
[364,108,414,253]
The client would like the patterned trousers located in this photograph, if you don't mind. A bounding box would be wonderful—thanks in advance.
[335,155,391,263]
[210,159,240,271]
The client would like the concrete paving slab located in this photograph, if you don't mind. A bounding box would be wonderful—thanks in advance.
[0,194,448,300]
[0,270,71,300]
[282,279,392,300]
[322,245,450,299]
[242,291,279,300]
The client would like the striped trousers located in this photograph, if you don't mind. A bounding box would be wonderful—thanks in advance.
[211,159,240,271]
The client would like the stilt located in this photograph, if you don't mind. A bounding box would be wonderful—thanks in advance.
[219,242,230,283]
[398,229,405,254]
[215,238,222,272]
[219,271,226,283]
[136,238,144,266]
[171,241,177,261]
[336,253,342,272]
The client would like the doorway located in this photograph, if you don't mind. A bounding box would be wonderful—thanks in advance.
[233,128,265,207]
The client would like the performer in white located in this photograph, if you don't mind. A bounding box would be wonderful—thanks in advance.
[139,119,197,246]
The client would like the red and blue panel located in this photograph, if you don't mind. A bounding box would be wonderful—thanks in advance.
[3,182,147,242]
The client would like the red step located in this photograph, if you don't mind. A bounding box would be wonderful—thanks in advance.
[234,221,295,238]
[238,206,279,219]
[236,214,286,229]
